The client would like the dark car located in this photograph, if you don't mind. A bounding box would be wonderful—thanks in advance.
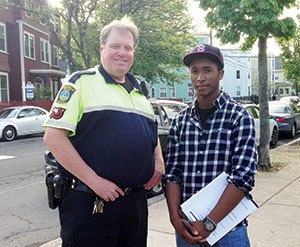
[268,101,300,138]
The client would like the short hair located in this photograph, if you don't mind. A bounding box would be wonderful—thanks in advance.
[100,16,139,48]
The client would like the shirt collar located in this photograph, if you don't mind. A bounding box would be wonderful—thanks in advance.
[191,90,229,111]
[98,64,144,94]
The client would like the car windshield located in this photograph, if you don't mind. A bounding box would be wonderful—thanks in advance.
[162,104,180,112]
[269,104,289,114]
[0,108,18,119]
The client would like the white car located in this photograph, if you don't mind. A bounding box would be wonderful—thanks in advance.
[243,104,279,147]
[0,106,49,141]
[155,99,188,120]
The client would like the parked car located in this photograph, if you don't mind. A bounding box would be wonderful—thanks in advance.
[268,101,300,138]
[243,104,279,147]
[279,96,300,110]
[0,106,49,141]
[155,99,188,120]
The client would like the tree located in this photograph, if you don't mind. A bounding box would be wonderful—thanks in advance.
[279,13,300,96]
[1,0,195,84]
[197,0,297,169]
[92,0,197,84]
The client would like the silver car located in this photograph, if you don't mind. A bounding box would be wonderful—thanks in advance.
[156,99,188,120]
[0,106,49,141]
[268,101,300,138]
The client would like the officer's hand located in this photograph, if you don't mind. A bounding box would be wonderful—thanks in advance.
[91,177,124,202]
[144,158,165,190]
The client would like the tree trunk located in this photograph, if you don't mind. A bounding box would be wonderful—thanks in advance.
[258,36,270,169]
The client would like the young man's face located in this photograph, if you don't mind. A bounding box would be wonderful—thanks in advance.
[189,57,224,101]
[100,28,135,82]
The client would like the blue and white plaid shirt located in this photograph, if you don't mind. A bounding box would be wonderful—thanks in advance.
[164,91,257,203]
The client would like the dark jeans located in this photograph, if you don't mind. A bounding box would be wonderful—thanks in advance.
[176,225,250,247]
[59,188,148,247]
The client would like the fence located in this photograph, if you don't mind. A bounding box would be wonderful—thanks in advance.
[232,95,259,104]
[0,100,53,111]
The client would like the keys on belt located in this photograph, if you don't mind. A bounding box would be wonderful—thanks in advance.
[92,187,133,215]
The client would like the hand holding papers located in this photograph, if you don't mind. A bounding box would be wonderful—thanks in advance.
[180,172,258,246]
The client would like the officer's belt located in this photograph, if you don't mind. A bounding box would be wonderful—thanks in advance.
[68,178,144,197]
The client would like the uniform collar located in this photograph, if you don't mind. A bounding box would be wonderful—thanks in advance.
[98,64,144,94]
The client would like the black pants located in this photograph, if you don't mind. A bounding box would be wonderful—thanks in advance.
[59,188,148,247]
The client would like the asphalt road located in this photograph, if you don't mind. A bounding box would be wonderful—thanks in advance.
[0,135,60,247]
[0,131,299,247]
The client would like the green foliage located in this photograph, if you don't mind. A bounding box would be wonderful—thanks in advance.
[278,14,300,95]
[198,0,297,50]
[33,87,52,100]
[55,0,196,85]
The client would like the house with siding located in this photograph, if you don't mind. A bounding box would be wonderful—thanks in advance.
[0,0,65,104]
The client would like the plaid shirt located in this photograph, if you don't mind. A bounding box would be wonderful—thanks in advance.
[164,91,257,203]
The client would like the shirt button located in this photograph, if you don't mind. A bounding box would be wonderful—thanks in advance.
[200,151,204,154]
[197,170,201,174]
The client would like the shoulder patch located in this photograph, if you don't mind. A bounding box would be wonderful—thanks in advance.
[68,70,96,84]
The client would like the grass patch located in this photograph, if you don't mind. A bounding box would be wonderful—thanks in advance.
[258,161,287,173]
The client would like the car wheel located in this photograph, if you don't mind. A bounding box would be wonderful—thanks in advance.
[289,124,296,138]
[2,126,16,141]
[270,127,278,147]
[147,182,164,198]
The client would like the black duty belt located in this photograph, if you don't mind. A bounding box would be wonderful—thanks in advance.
[68,178,143,197]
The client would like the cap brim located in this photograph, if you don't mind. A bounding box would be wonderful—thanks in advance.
[183,52,223,68]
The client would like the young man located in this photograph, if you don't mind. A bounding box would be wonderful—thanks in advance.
[164,44,257,247]
[43,16,164,247]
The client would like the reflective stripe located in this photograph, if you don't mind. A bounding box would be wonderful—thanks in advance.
[84,105,155,121]
[44,119,76,133]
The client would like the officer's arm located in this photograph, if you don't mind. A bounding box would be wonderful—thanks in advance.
[144,138,165,189]
[43,127,124,201]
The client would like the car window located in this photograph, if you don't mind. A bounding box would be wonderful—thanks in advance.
[269,104,289,114]
[152,105,162,126]
[162,104,181,112]
[290,103,300,114]
[33,108,46,115]
[19,108,36,117]
[0,108,18,118]
[160,106,170,126]
[246,106,258,119]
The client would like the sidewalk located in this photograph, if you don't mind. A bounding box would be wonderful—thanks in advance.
[41,139,300,247]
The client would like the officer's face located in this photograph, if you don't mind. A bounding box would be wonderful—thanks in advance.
[100,28,135,82]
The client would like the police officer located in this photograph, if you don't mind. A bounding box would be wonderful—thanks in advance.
[43,16,164,247]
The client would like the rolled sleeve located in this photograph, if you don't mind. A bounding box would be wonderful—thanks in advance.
[163,118,183,185]
[229,111,257,197]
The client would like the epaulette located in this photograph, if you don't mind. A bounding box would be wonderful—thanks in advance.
[68,70,96,84]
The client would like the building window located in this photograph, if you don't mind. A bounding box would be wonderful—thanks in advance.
[236,70,240,79]
[40,39,50,63]
[151,88,155,98]
[170,86,176,98]
[159,87,167,98]
[0,23,6,52]
[188,83,194,98]
[24,0,33,17]
[53,45,59,66]
[236,86,241,96]
[51,15,60,33]
[248,72,251,80]
[248,86,251,96]
[24,32,35,59]
[0,73,9,102]
[285,88,290,95]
